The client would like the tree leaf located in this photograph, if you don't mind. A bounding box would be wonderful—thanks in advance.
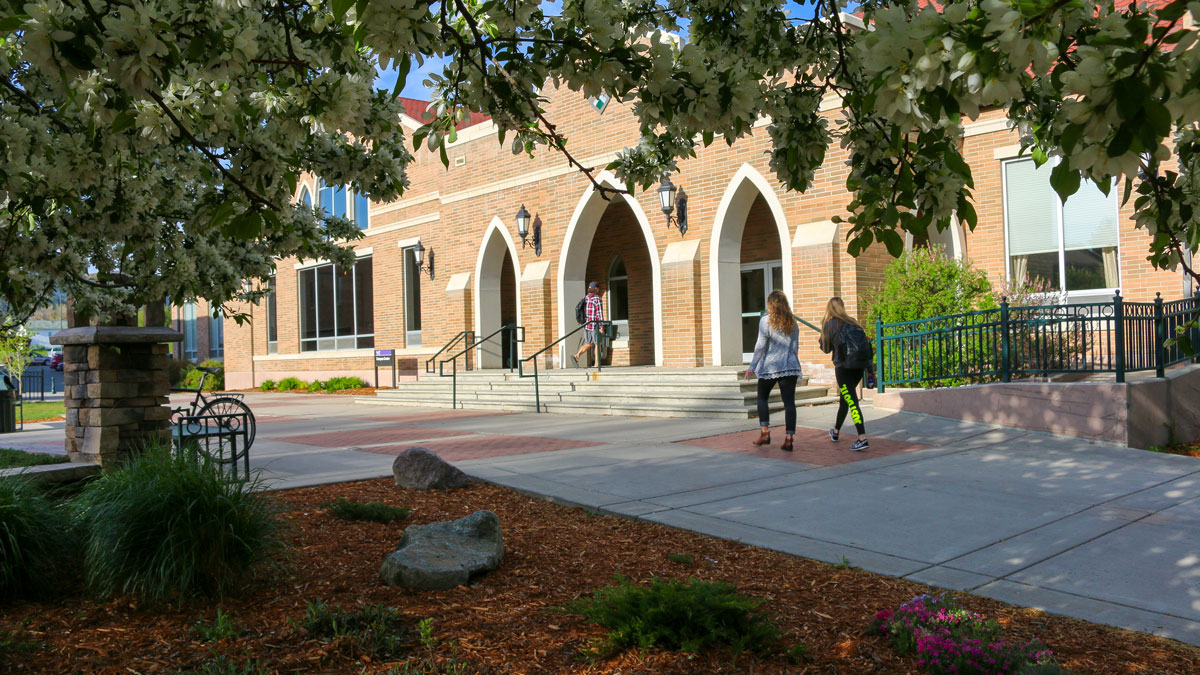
[208,202,236,230]
[330,0,355,23]
[1107,126,1133,157]
[111,111,136,134]
[1050,161,1081,203]
[0,15,30,34]
[223,210,262,240]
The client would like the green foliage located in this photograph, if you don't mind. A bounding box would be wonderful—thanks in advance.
[181,360,225,391]
[322,497,409,524]
[72,448,286,604]
[380,618,470,675]
[0,447,70,468]
[299,600,414,658]
[832,556,856,570]
[0,624,42,667]
[566,576,780,658]
[785,642,812,665]
[0,476,76,600]
[667,552,694,566]
[181,651,271,675]
[259,380,275,392]
[321,376,366,392]
[192,609,243,643]
[169,359,193,387]
[276,377,304,392]
[864,247,996,327]
[306,379,324,392]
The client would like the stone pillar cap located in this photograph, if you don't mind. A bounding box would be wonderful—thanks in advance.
[50,326,184,345]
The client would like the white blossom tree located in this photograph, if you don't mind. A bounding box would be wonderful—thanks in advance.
[3,0,1199,346]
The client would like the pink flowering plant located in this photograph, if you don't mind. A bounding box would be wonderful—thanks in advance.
[870,594,1067,674]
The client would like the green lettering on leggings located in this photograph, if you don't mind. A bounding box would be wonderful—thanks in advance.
[840,384,862,425]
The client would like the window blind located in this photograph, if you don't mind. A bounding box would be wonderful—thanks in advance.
[1005,159,1059,256]
[1062,179,1119,250]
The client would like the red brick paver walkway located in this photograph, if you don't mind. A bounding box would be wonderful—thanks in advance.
[355,435,604,461]
[269,426,472,447]
[678,427,930,467]
[358,411,510,423]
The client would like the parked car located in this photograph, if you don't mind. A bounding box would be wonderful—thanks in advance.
[30,353,52,367]
[50,352,64,371]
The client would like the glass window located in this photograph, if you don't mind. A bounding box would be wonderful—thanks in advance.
[209,308,224,359]
[1004,158,1120,294]
[266,276,278,354]
[297,258,374,352]
[183,302,198,361]
[299,187,312,208]
[403,247,422,346]
[354,191,369,229]
[607,257,629,333]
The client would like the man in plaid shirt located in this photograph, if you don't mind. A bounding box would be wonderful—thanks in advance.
[571,281,605,367]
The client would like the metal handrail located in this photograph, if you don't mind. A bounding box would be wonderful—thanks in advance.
[439,324,524,408]
[795,314,821,334]
[517,319,614,413]
[425,330,474,374]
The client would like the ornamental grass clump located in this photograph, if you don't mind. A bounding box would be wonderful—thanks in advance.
[567,576,780,658]
[0,477,76,600]
[299,600,414,658]
[73,448,287,604]
[322,497,409,524]
[870,594,1066,674]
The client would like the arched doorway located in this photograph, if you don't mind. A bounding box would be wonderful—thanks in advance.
[474,217,521,369]
[710,164,793,365]
[558,173,662,367]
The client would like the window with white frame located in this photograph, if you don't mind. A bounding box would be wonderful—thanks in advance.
[298,257,374,352]
[209,308,224,359]
[1003,158,1120,294]
[266,276,278,354]
[183,302,198,361]
[607,257,629,340]
[402,246,422,347]
[316,180,369,229]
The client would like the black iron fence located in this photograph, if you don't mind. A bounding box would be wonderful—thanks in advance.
[20,370,46,401]
[875,291,1200,392]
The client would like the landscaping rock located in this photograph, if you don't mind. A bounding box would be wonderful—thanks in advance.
[391,446,470,490]
[379,510,504,590]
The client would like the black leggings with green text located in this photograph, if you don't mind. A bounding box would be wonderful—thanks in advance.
[834,367,866,435]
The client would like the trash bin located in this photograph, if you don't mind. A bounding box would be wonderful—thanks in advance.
[0,374,17,433]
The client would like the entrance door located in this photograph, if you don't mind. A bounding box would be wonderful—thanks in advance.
[741,262,784,362]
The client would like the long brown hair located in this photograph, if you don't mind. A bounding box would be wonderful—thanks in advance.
[766,291,796,335]
[821,297,860,346]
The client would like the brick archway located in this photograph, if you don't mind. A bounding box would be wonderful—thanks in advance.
[557,172,663,367]
[710,164,794,366]
[473,216,522,368]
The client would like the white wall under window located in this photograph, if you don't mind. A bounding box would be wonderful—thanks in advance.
[1002,157,1120,298]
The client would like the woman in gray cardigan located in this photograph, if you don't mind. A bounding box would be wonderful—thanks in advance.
[743,290,802,451]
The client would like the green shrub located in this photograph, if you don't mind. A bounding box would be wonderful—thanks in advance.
[306,379,324,392]
[192,608,243,642]
[865,247,997,327]
[168,359,192,387]
[259,380,275,392]
[323,498,410,524]
[183,651,271,675]
[667,552,694,566]
[322,376,366,392]
[73,448,286,604]
[0,476,76,600]
[299,600,414,658]
[566,576,780,658]
[276,377,304,392]
[182,360,224,391]
[0,448,71,469]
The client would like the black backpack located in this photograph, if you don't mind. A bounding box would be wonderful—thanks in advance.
[575,297,588,325]
[838,322,874,369]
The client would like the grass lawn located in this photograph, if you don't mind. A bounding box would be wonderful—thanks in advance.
[19,401,65,421]
[0,447,70,469]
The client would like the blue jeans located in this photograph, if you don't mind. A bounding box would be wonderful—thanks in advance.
[756,375,797,434]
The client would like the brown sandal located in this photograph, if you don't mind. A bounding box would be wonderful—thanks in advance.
[751,429,771,446]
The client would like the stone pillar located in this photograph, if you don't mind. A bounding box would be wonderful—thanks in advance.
[50,326,183,466]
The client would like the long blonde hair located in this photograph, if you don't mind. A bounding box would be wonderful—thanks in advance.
[766,291,796,335]
[822,297,860,346]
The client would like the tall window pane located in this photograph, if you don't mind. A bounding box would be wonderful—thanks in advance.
[209,308,224,359]
[300,269,317,345]
[317,265,335,338]
[266,276,278,353]
[317,181,333,216]
[335,265,355,337]
[354,192,370,229]
[1062,180,1120,291]
[355,258,374,347]
[183,302,197,361]
[1005,159,1059,290]
[404,247,422,345]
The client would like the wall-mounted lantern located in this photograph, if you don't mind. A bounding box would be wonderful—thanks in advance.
[413,241,434,278]
[657,175,688,236]
[515,204,541,256]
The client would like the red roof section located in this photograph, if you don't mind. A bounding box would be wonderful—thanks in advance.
[397,96,491,131]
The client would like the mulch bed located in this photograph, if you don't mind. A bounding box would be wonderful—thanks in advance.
[3,479,1197,673]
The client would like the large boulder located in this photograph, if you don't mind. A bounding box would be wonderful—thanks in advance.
[391,446,469,490]
[379,510,504,590]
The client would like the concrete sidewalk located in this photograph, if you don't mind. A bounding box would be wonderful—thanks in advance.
[5,391,1198,646]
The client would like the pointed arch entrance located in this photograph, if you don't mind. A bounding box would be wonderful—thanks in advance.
[558,173,663,367]
[474,217,521,369]
[710,164,794,366]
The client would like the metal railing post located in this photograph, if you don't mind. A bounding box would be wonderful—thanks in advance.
[533,357,541,412]
[1000,297,1011,383]
[1114,291,1126,383]
[1193,288,1200,365]
[451,359,458,409]
[1154,292,1165,378]
[874,317,885,393]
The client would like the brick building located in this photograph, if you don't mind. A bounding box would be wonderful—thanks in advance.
[169,298,224,364]
[222,84,1193,389]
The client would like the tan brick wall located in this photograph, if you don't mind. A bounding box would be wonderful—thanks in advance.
[222,92,1192,385]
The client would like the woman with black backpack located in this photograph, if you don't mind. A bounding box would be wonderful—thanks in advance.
[819,297,874,451]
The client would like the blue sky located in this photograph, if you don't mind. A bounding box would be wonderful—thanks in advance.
[375,2,821,100]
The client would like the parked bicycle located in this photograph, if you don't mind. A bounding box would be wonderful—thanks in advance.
[170,366,256,448]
